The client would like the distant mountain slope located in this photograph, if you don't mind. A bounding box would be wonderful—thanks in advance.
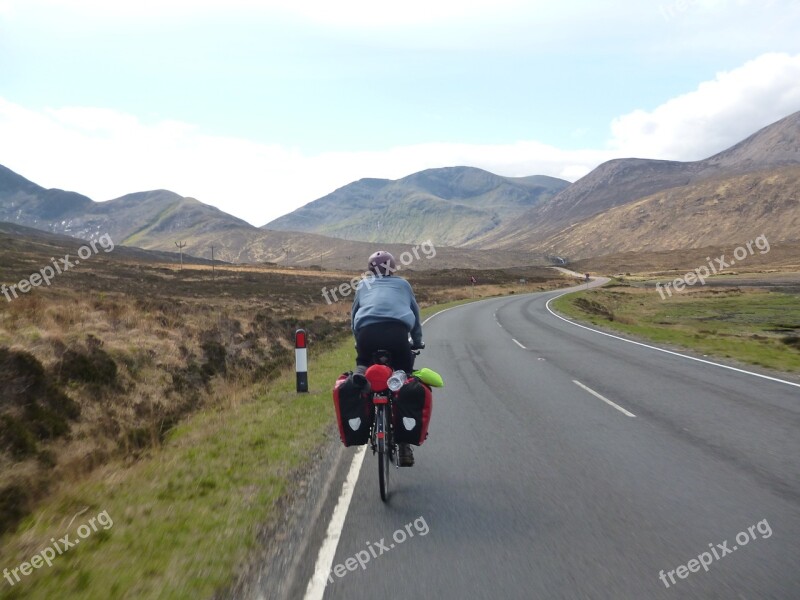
[0,165,252,247]
[264,166,569,246]
[168,227,549,269]
[0,164,93,223]
[475,110,800,249]
[0,218,550,270]
[91,191,254,247]
[533,165,800,259]
[0,221,214,265]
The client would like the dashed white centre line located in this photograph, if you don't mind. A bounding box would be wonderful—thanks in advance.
[573,380,636,418]
[512,338,526,349]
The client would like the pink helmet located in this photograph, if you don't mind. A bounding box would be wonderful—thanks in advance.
[368,250,396,276]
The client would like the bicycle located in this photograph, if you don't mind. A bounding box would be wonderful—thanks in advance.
[366,347,422,502]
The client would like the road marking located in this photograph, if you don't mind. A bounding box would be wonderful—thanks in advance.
[573,380,636,417]
[512,338,526,349]
[546,295,800,390]
[304,446,367,600]
[422,303,467,326]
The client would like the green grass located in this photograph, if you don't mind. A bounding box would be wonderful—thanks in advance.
[552,286,800,372]
[0,340,353,599]
[0,299,473,600]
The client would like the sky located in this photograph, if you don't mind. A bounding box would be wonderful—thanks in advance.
[1,0,800,226]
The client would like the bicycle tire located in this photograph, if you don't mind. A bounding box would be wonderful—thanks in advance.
[377,405,390,502]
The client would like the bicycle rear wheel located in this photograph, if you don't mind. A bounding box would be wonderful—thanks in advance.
[376,405,390,502]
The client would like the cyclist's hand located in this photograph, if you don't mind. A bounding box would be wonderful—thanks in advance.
[411,341,425,350]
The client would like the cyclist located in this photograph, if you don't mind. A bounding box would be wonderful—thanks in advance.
[351,250,423,466]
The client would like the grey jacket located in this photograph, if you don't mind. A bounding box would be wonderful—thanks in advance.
[351,276,422,346]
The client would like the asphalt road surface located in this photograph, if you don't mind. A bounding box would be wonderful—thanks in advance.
[309,282,800,600]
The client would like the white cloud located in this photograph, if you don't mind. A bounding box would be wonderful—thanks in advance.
[609,53,800,160]
[0,96,608,226]
[2,53,799,228]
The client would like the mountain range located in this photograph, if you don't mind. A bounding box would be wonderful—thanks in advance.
[1,110,799,268]
[0,167,541,269]
[261,111,800,258]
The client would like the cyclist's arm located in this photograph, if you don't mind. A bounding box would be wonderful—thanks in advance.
[350,286,360,336]
[409,289,423,347]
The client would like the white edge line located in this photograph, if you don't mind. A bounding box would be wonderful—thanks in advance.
[512,338,526,349]
[422,302,466,326]
[304,446,367,600]
[573,379,636,418]
[546,294,800,390]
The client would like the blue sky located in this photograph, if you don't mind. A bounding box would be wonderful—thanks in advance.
[1,0,800,226]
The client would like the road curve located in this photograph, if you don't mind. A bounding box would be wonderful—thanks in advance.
[311,282,800,600]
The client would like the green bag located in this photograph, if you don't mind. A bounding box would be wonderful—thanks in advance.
[412,368,444,388]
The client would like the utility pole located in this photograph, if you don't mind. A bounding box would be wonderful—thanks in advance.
[282,245,291,266]
[211,246,215,279]
[175,241,186,271]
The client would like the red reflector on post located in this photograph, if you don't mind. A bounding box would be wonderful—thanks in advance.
[295,328,308,392]
[295,329,306,348]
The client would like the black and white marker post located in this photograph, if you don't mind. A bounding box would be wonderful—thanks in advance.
[295,328,309,393]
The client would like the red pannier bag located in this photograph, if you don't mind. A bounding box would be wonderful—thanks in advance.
[332,373,372,446]
[393,377,432,446]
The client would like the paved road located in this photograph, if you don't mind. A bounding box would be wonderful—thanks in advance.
[312,282,800,599]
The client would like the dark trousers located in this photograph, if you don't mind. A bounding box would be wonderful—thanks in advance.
[355,321,415,373]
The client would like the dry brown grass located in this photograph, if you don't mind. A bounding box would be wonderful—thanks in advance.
[0,279,350,535]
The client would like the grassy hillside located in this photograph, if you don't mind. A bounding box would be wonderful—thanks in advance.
[552,284,800,373]
[121,226,555,270]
